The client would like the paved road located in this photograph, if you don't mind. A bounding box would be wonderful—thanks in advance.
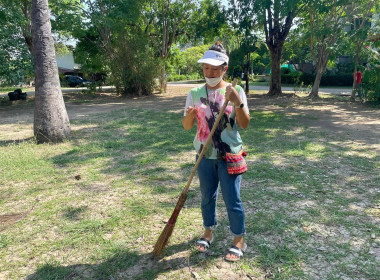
[168,82,353,96]
[0,83,353,99]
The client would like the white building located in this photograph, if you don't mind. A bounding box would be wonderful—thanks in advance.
[55,52,81,75]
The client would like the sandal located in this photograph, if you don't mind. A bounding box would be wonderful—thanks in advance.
[195,235,214,253]
[224,243,247,262]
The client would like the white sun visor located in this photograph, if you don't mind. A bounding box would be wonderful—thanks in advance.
[197,50,229,66]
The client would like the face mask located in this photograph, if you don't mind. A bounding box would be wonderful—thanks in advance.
[205,75,223,87]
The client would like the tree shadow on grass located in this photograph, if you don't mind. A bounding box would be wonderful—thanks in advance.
[26,238,220,280]
[0,137,35,147]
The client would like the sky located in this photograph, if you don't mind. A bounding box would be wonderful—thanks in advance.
[221,0,229,7]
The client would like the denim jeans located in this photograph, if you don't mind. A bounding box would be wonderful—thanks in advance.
[196,156,245,236]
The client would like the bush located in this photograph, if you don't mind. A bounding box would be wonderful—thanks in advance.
[166,73,202,82]
[109,33,159,96]
[320,74,353,86]
[362,67,380,103]
[281,72,353,87]
[281,72,301,84]
[167,74,186,82]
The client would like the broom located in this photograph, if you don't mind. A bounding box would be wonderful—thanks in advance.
[152,79,238,257]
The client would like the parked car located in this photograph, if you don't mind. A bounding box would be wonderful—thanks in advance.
[63,75,92,87]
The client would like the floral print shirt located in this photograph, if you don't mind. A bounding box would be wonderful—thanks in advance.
[184,84,249,159]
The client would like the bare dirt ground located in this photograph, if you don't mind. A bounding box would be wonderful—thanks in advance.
[1,86,379,150]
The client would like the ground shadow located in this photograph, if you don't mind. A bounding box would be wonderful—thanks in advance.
[0,137,35,147]
[26,238,220,280]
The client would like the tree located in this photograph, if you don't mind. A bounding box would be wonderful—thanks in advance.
[305,0,351,99]
[147,0,196,92]
[74,0,160,95]
[228,36,260,93]
[346,0,377,101]
[179,44,210,76]
[32,0,70,143]
[231,0,305,96]
[0,0,82,85]
[186,0,230,44]
[0,5,33,85]
[283,27,314,73]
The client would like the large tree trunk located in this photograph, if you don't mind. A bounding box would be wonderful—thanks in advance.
[309,68,324,98]
[243,53,250,94]
[244,69,249,94]
[31,0,70,143]
[308,46,329,99]
[159,61,167,93]
[268,46,282,96]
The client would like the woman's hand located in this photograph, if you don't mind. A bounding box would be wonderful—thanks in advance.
[225,84,250,129]
[225,84,242,106]
[186,106,199,118]
[183,106,199,130]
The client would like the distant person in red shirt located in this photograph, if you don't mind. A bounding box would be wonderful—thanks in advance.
[353,70,362,100]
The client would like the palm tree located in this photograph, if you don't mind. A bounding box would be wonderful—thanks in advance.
[31,0,70,143]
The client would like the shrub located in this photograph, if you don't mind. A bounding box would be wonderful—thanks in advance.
[320,74,353,86]
[166,73,202,82]
[109,33,159,96]
[362,67,380,103]
[167,74,186,82]
[282,72,354,87]
[281,72,301,84]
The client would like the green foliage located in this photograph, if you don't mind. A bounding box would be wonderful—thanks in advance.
[74,0,160,95]
[362,67,380,103]
[283,27,312,67]
[110,33,159,96]
[54,42,70,56]
[0,0,84,85]
[166,46,185,75]
[0,4,33,85]
[185,0,229,44]
[179,45,210,76]
[282,72,354,86]
[228,39,269,78]
[166,73,202,82]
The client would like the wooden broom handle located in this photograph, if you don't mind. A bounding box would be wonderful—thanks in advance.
[182,79,238,194]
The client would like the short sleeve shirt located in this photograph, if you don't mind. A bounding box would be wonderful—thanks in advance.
[184,84,249,159]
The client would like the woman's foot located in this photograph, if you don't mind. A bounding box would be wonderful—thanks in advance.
[225,236,246,261]
[195,229,213,252]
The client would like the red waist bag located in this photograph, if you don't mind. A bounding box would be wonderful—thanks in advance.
[225,150,248,175]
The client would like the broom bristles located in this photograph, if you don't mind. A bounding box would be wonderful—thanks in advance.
[152,223,175,257]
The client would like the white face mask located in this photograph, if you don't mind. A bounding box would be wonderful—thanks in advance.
[205,75,223,87]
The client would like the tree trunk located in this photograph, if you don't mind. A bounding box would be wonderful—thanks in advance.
[159,59,167,92]
[309,68,324,99]
[244,69,249,94]
[308,46,329,99]
[351,65,358,101]
[31,0,70,143]
[22,0,34,55]
[244,53,250,94]
[268,46,282,96]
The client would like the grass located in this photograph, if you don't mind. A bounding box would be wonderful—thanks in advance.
[0,93,379,279]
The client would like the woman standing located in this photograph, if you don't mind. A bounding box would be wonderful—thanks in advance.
[182,42,250,261]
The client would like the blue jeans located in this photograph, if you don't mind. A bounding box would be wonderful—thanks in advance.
[196,156,245,236]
